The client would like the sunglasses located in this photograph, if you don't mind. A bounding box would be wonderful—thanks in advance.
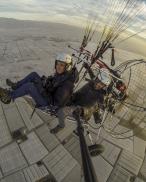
[56,60,66,66]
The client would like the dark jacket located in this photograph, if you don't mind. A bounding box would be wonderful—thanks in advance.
[44,67,78,107]
[70,81,106,121]
[71,81,105,108]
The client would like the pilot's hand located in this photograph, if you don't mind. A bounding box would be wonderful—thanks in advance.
[41,75,47,87]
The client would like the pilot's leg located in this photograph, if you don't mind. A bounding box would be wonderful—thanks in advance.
[6,72,42,90]
[50,106,76,134]
[10,82,48,107]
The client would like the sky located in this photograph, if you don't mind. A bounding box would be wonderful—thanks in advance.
[0,0,146,41]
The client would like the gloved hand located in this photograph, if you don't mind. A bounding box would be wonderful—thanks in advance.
[41,75,47,80]
[50,105,59,115]
[44,76,54,92]
[41,75,47,87]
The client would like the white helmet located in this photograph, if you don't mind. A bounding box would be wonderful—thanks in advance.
[56,53,72,71]
[97,68,111,86]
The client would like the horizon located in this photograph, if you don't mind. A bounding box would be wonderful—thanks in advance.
[0,1,146,33]
[0,16,145,58]
[0,0,146,57]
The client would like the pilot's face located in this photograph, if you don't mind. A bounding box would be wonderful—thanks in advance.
[56,61,66,74]
[94,81,106,90]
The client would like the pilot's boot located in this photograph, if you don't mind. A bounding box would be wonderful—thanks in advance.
[6,79,17,90]
[0,87,11,104]
[50,125,64,134]
[88,144,105,156]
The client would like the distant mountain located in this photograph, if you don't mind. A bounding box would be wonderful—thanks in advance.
[0,17,81,30]
[0,17,145,57]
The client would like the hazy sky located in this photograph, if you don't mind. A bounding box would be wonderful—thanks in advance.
[0,0,146,40]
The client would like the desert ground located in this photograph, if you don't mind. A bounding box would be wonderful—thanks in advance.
[0,18,145,182]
